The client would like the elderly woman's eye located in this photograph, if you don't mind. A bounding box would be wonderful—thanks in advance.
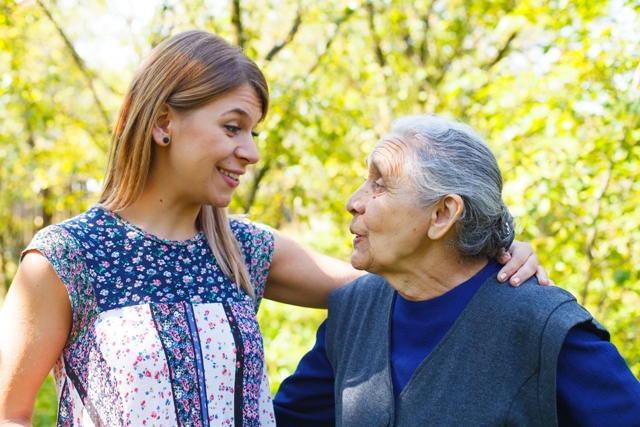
[374,178,385,188]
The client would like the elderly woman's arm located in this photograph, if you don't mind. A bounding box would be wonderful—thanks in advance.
[264,231,549,308]
[274,321,335,427]
[0,252,72,426]
[556,324,640,426]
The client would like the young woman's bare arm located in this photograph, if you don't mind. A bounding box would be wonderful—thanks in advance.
[0,252,72,426]
[264,230,365,308]
[264,231,548,309]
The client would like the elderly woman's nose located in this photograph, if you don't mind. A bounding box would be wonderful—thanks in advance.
[346,188,366,215]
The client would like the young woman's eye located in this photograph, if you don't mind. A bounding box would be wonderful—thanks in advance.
[251,131,259,138]
[225,125,241,134]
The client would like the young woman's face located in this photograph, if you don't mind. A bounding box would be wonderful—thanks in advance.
[155,84,262,208]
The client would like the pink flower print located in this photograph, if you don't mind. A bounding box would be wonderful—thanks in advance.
[168,330,180,342]
[179,377,191,391]
[171,347,182,360]
[186,345,194,358]
[191,413,201,425]
[175,316,186,328]
[186,361,195,375]
[159,304,170,315]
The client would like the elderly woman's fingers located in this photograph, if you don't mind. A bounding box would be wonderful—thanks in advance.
[534,265,551,286]
[496,240,535,283]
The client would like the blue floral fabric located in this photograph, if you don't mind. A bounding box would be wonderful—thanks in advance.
[25,205,276,427]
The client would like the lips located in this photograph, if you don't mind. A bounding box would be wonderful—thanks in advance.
[217,167,240,181]
[216,167,244,188]
[350,227,364,245]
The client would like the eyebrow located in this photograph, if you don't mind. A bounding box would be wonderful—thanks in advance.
[366,156,382,174]
[222,108,252,120]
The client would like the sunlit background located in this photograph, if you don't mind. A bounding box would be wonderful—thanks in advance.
[1,0,639,423]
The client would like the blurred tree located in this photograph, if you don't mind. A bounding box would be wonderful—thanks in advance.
[0,0,638,421]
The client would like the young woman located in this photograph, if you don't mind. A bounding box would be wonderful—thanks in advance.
[0,31,545,426]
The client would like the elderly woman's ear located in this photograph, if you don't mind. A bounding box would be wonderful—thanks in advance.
[427,194,464,240]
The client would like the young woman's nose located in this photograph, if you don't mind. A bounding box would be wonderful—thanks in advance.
[235,134,260,164]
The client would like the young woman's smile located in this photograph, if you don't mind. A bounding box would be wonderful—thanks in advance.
[151,84,263,209]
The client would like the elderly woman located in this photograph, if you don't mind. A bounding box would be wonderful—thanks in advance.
[274,115,640,426]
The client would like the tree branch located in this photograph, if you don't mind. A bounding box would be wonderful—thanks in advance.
[366,1,385,67]
[306,7,356,77]
[265,6,302,62]
[231,0,245,48]
[243,163,271,213]
[243,8,355,212]
[36,0,111,135]
[419,0,436,65]
[483,30,518,71]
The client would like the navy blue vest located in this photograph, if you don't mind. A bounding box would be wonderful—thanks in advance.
[325,274,608,427]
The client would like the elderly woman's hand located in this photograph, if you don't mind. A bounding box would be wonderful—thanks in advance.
[496,241,554,287]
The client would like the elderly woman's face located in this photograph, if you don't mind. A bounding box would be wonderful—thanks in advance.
[346,134,433,275]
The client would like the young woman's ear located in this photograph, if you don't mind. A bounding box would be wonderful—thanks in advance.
[152,104,171,146]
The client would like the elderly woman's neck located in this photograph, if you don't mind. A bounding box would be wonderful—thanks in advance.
[387,252,489,302]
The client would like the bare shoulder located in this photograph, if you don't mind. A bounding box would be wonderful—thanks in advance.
[0,251,72,421]
[1,250,72,348]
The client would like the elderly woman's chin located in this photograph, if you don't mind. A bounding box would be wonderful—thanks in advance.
[349,247,375,272]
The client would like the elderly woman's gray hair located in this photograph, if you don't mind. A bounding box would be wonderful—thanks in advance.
[389,114,515,259]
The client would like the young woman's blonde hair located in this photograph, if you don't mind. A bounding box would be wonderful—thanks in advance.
[100,30,269,299]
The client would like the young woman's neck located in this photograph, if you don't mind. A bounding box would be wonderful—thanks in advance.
[114,179,201,241]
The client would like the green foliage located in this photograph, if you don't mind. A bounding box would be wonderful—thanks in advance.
[33,374,57,427]
[1,0,639,420]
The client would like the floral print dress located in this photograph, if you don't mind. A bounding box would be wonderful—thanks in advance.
[24,206,276,427]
